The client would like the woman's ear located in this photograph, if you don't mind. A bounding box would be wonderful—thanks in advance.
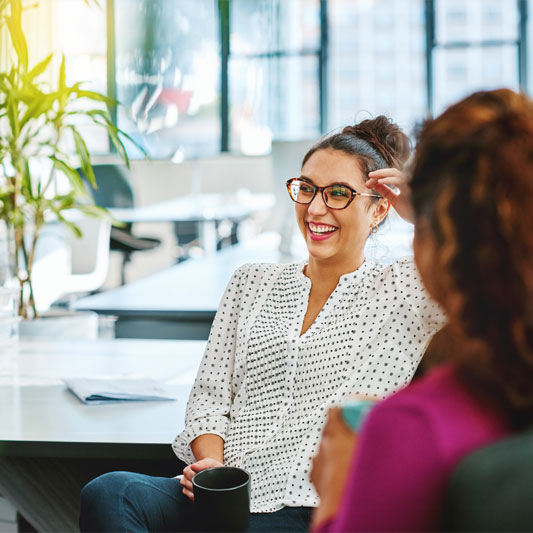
[372,198,391,226]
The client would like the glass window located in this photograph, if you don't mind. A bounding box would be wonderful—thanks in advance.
[436,0,518,44]
[229,0,321,154]
[229,55,320,154]
[231,0,320,55]
[51,0,108,154]
[114,0,219,159]
[432,0,521,116]
[434,45,519,114]
[329,0,426,136]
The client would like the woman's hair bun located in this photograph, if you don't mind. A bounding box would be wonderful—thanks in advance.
[342,116,410,168]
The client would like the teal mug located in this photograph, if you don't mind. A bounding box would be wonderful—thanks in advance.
[341,398,376,431]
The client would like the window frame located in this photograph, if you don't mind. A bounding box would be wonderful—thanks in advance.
[105,0,530,158]
[424,0,529,117]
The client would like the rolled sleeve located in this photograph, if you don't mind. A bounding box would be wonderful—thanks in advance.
[172,265,251,464]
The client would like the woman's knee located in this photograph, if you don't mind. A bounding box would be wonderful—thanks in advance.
[80,471,142,531]
[81,471,132,505]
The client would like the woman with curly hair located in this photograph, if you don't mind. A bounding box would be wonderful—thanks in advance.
[311,88,533,532]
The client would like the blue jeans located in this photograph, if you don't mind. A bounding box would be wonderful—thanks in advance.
[80,471,312,532]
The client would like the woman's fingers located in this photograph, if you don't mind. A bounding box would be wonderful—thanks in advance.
[180,468,195,495]
[180,457,224,501]
[182,464,195,481]
[190,458,223,472]
[367,167,404,181]
[180,470,195,501]
[182,486,195,501]
[368,177,407,195]
[374,183,400,203]
[180,477,193,492]
[366,168,414,223]
[369,167,403,176]
[367,169,408,190]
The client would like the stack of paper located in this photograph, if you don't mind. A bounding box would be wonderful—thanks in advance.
[64,377,176,404]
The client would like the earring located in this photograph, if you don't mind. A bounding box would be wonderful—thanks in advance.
[371,224,378,234]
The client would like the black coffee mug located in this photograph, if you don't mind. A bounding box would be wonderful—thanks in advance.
[193,466,251,532]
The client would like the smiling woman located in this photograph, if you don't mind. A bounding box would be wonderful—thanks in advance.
[80,116,445,533]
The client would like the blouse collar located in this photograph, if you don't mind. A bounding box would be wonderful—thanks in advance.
[295,259,376,288]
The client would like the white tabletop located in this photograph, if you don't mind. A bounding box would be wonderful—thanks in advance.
[75,232,304,318]
[0,338,206,458]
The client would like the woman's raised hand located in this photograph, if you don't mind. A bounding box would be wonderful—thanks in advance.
[180,458,224,501]
[366,168,414,223]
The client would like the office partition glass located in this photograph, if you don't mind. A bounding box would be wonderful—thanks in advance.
[114,0,220,159]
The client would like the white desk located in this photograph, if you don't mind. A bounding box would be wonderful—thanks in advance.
[0,338,206,459]
[76,233,305,339]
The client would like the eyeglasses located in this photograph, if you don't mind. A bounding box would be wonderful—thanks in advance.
[285,177,382,210]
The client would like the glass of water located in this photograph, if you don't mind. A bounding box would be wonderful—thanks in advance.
[0,287,20,348]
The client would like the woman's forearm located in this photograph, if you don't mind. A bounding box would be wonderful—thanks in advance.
[190,434,224,463]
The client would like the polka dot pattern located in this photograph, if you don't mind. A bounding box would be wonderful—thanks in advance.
[173,257,445,512]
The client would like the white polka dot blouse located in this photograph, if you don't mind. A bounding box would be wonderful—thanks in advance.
[172,258,445,513]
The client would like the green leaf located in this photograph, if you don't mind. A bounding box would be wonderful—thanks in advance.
[6,98,19,138]
[6,0,28,72]
[59,54,66,92]
[75,89,113,104]
[7,66,15,84]
[69,126,95,187]
[47,194,76,212]
[20,159,33,198]
[78,204,120,226]
[49,155,87,197]
[20,92,55,129]
[85,109,148,163]
[55,55,68,111]
[107,127,130,167]
[55,213,83,238]
[24,53,53,83]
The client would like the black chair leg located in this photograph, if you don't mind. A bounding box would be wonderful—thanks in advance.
[120,252,132,286]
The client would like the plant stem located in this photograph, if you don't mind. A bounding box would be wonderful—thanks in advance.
[20,235,37,319]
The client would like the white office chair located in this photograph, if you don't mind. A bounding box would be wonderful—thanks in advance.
[30,217,111,312]
[62,217,111,297]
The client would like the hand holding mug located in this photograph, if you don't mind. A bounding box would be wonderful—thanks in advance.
[180,457,223,500]
[311,398,376,529]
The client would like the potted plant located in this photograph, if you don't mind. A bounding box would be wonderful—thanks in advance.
[0,0,134,321]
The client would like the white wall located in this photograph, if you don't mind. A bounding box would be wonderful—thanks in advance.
[92,154,273,206]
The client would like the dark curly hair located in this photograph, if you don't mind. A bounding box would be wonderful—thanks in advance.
[302,116,410,204]
[411,89,533,429]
